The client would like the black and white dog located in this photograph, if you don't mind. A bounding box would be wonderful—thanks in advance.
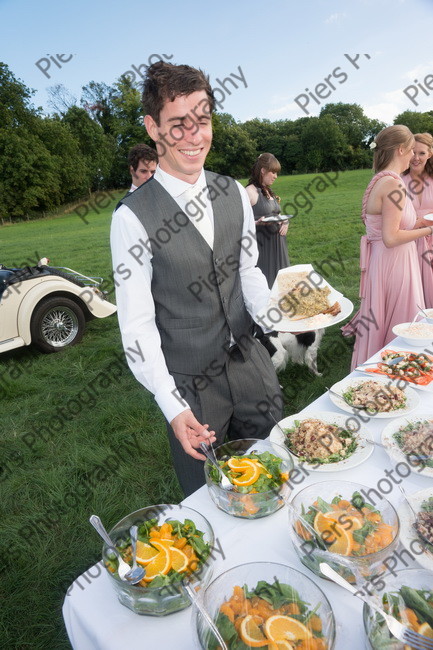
[255,328,324,376]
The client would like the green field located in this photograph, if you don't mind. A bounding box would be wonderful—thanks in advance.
[0,169,371,648]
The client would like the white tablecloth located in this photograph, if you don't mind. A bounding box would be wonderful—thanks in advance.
[62,336,433,649]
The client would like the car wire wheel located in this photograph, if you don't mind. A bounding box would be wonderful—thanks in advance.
[30,297,85,352]
[41,306,79,346]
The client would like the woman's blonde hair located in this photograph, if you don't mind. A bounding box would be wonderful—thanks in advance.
[372,125,414,172]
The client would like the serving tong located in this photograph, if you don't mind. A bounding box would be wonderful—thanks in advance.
[320,562,433,650]
[200,442,233,490]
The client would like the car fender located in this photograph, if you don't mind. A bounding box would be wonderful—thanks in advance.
[17,278,117,344]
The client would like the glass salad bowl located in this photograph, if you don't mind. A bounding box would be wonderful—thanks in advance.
[195,561,336,649]
[288,480,400,586]
[102,504,215,615]
[363,568,433,649]
[204,438,294,519]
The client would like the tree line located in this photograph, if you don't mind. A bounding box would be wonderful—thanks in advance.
[1,62,433,222]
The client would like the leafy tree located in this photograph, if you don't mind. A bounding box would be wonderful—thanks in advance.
[0,130,60,218]
[298,115,348,172]
[62,106,115,191]
[206,113,256,177]
[393,110,433,135]
[108,76,152,187]
[0,62,37,129]
[320,103,372,148]
[33,117,89,200]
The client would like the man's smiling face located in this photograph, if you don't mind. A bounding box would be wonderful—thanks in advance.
[144,90,212,184]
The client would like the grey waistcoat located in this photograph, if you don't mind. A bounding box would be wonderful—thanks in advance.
[121,171,254,376]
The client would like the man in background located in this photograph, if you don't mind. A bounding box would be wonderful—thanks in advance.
[128,143,158,190]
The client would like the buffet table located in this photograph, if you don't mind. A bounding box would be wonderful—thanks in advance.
[62,335,433,649]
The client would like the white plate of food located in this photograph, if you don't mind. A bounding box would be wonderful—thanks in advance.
[381,411,433,477]
[256,263,353,333]
[398,487,433,571]
[356,348,433,393]
[260,215,293,223]
[328,375,420,418]
[269,410,374,472]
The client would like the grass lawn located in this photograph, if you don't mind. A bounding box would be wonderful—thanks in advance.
[0,169,371,648]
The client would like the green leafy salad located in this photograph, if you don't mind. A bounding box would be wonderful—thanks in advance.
[105,517,211,588]
[392,419,433,468]
[207,579,328,650]
[208,451,289,493]
[369,586,433,648]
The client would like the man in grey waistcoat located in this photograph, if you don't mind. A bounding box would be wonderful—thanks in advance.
[110,61,283,496]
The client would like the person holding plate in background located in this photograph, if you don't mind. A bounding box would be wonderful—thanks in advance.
[402,132,433,307]
[246,153,289,288]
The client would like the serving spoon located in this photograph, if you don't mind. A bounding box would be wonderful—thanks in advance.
[89,515,144,583]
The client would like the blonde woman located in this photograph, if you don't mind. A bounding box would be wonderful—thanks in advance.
[343,125,433,369]
[402,132,433,307]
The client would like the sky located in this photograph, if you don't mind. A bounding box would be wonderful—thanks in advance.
[1,0,432,126]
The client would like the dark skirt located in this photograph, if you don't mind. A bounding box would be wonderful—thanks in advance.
[256,225,290,288]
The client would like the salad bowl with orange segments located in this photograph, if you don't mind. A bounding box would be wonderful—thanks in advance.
[195,562,336,649]
[101,504,215,615]
[204,438,294,519]
[288,481,400,585]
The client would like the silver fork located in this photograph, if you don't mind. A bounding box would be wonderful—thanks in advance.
[320,563,433,650]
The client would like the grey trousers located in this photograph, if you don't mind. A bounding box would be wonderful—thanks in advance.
[166,338,284,497]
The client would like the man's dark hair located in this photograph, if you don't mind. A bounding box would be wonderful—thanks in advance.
[142,61,215,125]
[127,143,158,171]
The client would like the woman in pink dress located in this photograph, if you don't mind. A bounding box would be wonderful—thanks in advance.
[343,125,433,370]
[401,132,433,307]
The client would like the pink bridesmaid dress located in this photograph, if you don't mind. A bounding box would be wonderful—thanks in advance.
[343,170,425,370]
[402,173,433,307]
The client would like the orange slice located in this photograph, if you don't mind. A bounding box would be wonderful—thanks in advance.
[268,642,294,650]
[231,463,261,486]
[169,546,189,573]
[135,541,159,565]
[314,511,338,543]
[418,622,433,638]
[227,456,252,470]
[239,615,269,647]
[327,525,353,556]
[264,615,312,642]
[324,511,363,532]
[142,547,171,582]
[150,539,174,550]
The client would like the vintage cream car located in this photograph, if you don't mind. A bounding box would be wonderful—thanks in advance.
[0,259,117,353]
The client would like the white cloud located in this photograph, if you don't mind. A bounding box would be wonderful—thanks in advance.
[404,60,433,81]
[267,102,301,117]
[324,12,346,24]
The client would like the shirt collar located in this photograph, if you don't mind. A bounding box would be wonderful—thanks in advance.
[154,165,206,198]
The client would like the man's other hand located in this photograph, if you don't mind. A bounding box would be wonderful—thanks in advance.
[170,410,216,460]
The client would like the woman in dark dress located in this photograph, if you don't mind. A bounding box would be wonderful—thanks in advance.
[246,153,289,288]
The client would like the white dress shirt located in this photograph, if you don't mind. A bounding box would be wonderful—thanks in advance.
[110,165,271,423]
